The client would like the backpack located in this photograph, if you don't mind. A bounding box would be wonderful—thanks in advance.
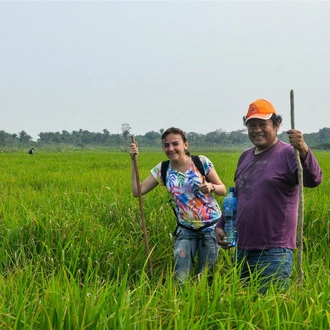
[160,155,208,185]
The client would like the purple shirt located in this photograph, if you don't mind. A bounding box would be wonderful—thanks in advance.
[217,140,322,250]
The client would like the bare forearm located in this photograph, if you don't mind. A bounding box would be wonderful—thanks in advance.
[131,161,140,197]
[211,183,226,196]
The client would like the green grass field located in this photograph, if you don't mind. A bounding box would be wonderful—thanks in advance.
[0,150,329,329]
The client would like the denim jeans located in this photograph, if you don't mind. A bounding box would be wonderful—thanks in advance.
[174,226,220,283]
[235,248,293,293]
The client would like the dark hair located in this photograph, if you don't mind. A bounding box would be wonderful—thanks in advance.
[161,127,190,156]
[242,114,283,127]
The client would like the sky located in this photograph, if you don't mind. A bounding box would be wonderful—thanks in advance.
[1,1,330,141]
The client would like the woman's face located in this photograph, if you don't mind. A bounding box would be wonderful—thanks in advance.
[162,133,188,161]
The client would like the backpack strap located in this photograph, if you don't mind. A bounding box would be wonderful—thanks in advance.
[160,155,208,185]
[191,155,209,182]
[173,219,219,247]
[161,160,170,185]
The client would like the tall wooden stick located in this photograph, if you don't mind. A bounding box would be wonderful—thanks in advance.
[290,90,304,284]
[131,135,153,278]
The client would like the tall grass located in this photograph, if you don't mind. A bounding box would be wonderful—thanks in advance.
[0,150,328,329]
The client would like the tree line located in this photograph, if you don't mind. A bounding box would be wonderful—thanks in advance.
[1,124,330,150]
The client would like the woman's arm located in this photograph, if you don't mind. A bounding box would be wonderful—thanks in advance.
[130,142,159,196]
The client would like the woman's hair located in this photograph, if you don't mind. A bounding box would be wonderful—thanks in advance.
[161,127,190,156]
[242,114,283,127]
[161,127,187,142]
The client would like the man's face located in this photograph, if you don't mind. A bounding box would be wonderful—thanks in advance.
[246,118,280,152]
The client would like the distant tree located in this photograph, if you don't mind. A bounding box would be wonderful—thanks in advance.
[18,130,32,143]
[0,131,8,145]
[278,131,289,143]
[100,129,110,144]
[71,129,83,144]
[227,129,249,144]
[38,132,62,143]
[187,132,203,143]
[121,123,131,142]
[0,130,18,145]
[144,131,160,140]
[316,143,330,150]
[205,129,228,144]
[300,132,318,146]
[159,128,164,136]
[319,127,330,143]
[110,133,123,145]
[102,129,110,136]
[38,132,50,143]
[80,130,95,144]
[61,130,73,144]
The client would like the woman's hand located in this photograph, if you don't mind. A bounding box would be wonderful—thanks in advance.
[199,177,215,194]
[130,143,139,159]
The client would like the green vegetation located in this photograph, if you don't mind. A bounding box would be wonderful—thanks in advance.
[2,126,330,150]
[0,150,329,329]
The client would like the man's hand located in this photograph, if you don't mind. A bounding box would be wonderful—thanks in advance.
[215,227,232,249]
[286,129,308,160]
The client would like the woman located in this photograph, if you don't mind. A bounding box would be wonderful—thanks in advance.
[130,127,226,282]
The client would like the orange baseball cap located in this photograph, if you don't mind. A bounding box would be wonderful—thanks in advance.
[246,99,277,121]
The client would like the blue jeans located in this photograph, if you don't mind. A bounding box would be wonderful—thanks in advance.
[236,248,293,293]
[174,226,220,282]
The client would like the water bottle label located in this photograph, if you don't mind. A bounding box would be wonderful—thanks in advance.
[223,210,234,217]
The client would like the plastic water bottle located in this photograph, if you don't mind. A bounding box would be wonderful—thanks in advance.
[222,187,237,247]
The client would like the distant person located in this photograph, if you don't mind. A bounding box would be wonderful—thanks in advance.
[28,148,34,155]
[130,127,226,283]
[215,99,322,293]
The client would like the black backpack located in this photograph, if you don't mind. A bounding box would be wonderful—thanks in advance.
[160,155,208,185]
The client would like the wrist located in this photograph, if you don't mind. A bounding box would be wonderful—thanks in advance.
[210,183,216,193]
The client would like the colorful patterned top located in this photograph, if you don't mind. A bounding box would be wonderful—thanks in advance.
[151,155,221,230]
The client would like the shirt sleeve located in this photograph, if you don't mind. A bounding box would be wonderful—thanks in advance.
[301,148,323,187]
[216,214,225,229]
[199,155,214,176]
[150,162,164,185]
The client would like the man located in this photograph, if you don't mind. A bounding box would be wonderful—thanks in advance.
[216,98,322,292]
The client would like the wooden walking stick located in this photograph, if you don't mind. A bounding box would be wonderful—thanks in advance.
[131,135,153,278]
[290,90,304,284]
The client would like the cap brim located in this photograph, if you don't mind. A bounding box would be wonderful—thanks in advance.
[246,113,273,121]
